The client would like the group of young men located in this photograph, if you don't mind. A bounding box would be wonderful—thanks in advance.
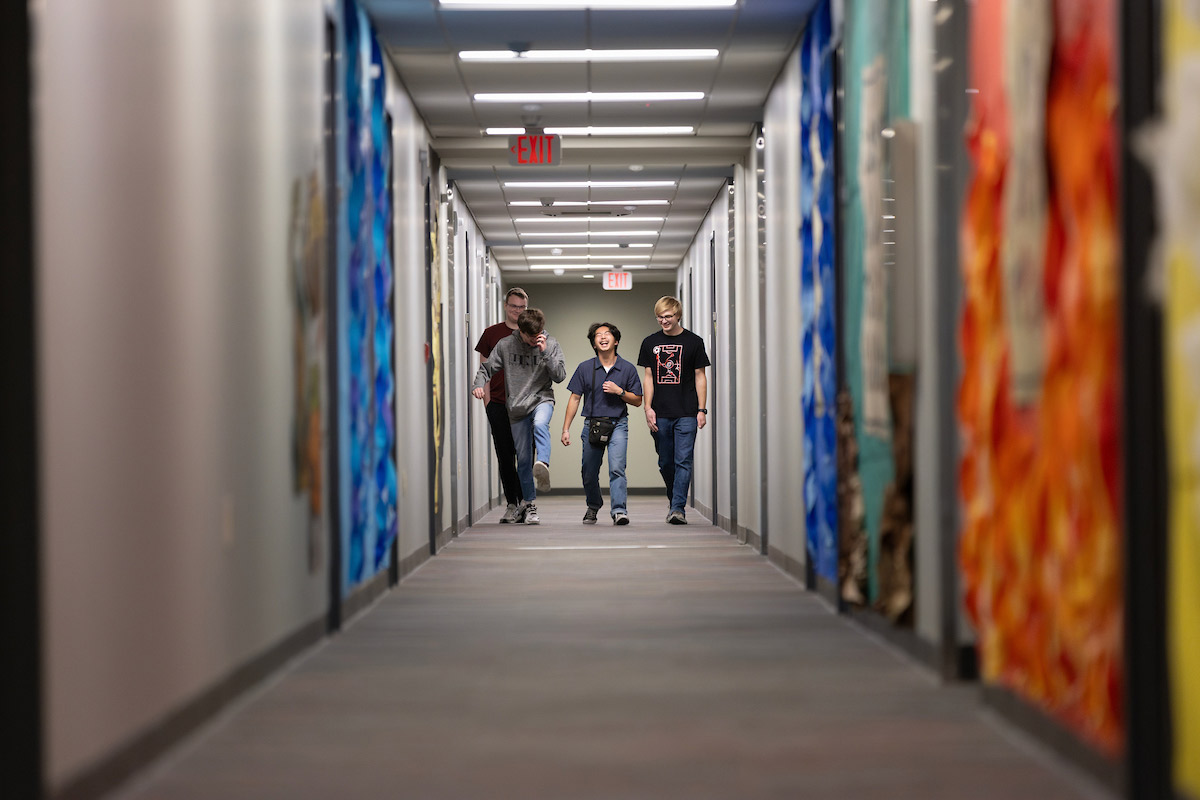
[472,288,710,527]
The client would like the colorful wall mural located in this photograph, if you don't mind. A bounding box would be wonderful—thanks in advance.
[289,169,328,574]
[800,0,838,584]
[340,0,397,591]
[1158,0,1200,792]
[839,0,909,612]
[958,0,1123,755]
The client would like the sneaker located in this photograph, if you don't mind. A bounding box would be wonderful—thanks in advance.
[667,510,687,525]
[533,461,551,493]
[523,503,540,525]
[613,512,630,526]
[582,508,599,524]
[499,503,520,524]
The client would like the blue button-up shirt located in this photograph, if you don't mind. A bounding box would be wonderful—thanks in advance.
[566,355,643,418]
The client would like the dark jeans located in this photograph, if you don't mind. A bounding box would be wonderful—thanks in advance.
[486,401,523,506]
[652,415,698,513]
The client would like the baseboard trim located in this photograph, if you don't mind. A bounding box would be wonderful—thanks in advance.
[341,568,390,624]
[980,684,1125,794]
[737,524,761,550]
[52,614,327,800]
[436,524,454,551]
[767,545,805,584]
[846,607,938,671]
[397,544,431,581]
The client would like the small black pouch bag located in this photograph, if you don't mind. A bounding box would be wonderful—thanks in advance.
[588,417,617,446]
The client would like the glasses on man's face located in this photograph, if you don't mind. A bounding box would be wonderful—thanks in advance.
[657,314,676,322]
[507,303,527,311]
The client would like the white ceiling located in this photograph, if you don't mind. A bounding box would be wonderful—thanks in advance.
[365,0,817,282]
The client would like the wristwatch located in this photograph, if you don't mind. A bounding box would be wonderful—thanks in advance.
[698,408,708,414]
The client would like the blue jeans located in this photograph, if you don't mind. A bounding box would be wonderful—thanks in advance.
[653,416,698,513]
[581,416,629,516]
[511,400,554,502]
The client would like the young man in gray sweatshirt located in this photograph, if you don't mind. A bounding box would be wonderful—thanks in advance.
[472,308,566,524]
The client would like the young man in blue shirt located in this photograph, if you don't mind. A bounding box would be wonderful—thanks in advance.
[560,322,643,525]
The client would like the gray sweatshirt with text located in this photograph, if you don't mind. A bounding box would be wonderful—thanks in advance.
[473,331,566,421]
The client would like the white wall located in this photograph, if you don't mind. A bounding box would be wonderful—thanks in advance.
[737,150,764,541]
[36,0,329,788]
[525,280,676,496]
[675,186,731,522]
[763,47,807,567]
[909,0,942,647]
[386,59,433,566]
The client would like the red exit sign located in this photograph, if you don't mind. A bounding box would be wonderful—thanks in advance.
[508,133,562,166]
[603,271,633,291]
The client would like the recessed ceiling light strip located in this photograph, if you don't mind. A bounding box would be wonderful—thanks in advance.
[528,264,651,270]
[461,49,718,62]
[508,200,670,207]
[504,180,675,188]
[443,0,735,8]
[521,242,654,248]
[518,230,660,237]
[486,126,694,136]
[513,216,664,223]
[475,91,704,103]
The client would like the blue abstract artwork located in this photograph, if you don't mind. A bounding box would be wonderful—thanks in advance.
[800,0,838,583]
[342,0,396,591]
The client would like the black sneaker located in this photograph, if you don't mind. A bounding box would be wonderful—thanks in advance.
[582,508,598,525]
[613,512,630,525]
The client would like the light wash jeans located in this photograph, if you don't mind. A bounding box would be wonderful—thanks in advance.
[653,416,698,513]
[581,416,629,516]
[511,400,554,501]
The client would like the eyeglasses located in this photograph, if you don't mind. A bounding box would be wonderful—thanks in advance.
[506,303,527,311]
[656,314,676,321]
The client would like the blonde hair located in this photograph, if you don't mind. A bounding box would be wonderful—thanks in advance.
[654,295,682,319]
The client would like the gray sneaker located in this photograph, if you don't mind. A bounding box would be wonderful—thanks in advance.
[667,510,687,525]
[582,508,599,524]
[533,460,551,493]
[523,503,540,525]
[613,512,630,526]
[499,503,520,524]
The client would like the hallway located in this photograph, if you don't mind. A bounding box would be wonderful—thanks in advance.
[114,497,1108,800]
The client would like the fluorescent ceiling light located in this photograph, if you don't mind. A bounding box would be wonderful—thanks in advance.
[519,230,660,237]
[530,264,617,270]
[522,242,654,248]
[475,91,704,103]
[526,254,650,260]
[513,216,664,223]
[546,126,695,136]
[460,49,718,62]
[485,127,526,135]
[509,200,670,207]
[505,180,675,188]
[444,0,734,7]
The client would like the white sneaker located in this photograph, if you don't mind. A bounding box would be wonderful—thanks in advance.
[523,503,540,525]
[533,461,551,493]
[499,503,519,524]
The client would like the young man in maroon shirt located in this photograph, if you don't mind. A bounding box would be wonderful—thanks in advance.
[474,287,528,523]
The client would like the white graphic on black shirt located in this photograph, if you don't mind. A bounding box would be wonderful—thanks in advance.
[653,344,682,385]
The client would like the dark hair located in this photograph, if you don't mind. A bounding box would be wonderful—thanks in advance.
[517,308,545,336]
[587,321,621,353]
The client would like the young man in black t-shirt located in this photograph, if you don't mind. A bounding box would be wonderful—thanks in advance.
[637,295,711,524]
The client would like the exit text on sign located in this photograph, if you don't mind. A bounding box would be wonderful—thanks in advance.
[508,134,561,166]
[603,271,632,291]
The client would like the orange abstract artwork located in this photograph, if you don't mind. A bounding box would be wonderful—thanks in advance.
[958,0,1123,755]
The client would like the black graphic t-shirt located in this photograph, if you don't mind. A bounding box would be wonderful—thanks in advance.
[637,329,710,418]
